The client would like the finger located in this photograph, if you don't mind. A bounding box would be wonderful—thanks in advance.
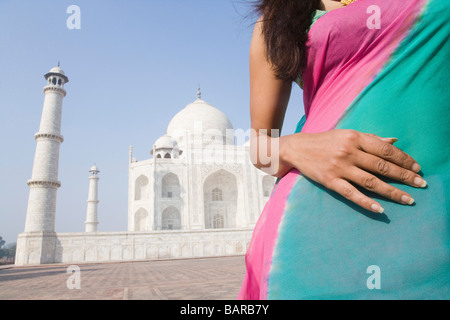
[365,133,398,144]
[379,137,398,144]
[358,134,421,173]
[328,178,385,214]
[355,151,427,189]
[348,167,416,205]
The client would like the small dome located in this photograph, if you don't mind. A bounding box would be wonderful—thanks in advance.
[153,134,178,149]
[44,65,69,83]
[167,98,234,145]
[49,66,65,75]
[90,165,99,172]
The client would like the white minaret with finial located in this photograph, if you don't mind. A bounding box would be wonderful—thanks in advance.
[16,65,69,265]
[85,165,100,232]
[24,65,69,233]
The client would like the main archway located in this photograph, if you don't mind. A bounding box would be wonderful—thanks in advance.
[203,169,237,229]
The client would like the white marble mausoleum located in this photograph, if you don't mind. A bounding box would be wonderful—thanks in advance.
[15,66,275,266]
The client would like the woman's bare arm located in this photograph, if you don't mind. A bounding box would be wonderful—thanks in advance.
[249,18,294,177]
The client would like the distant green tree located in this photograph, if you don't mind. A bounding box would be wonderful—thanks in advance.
[0,236,6,258]
[0,237,15,259]
[5,243,16,258]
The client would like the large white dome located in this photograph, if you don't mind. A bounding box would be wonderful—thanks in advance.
[167,98,234,145]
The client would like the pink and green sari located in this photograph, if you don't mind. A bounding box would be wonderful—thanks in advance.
[239,0,450,299]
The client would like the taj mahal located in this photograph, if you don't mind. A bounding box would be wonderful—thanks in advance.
[15,66,276,266]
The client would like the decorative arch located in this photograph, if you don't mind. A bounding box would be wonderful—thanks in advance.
[135,175,149,201]
[134,208,148,231]
[263,175,275,197]
[203,169,237,229]
[161,172,180,198]
[162,206,181,230]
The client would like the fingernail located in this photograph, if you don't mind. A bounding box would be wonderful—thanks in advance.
[401,195,415,205]
[381,137,398,143]
[371,204,384,214]
[412,163,421,172]
[414,177,427,188]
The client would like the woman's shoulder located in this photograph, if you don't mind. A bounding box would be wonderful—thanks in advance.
[310,10,328,30]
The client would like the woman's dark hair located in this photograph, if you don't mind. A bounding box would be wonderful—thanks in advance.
[253,0,321,81]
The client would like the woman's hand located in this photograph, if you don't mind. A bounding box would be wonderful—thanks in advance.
[276,129,426,213]
[248,19,426,214]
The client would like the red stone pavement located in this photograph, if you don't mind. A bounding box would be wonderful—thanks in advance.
[0,255,246,300]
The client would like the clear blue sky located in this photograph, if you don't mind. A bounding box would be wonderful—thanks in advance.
[0,0,304,244]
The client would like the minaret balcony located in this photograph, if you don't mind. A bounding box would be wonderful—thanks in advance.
[43,85,67,96]
[34,133,64,143]
[27,179,61,189]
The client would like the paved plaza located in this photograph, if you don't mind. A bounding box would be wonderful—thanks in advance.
[0,255,246,300]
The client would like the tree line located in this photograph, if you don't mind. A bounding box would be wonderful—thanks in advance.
[0,236,16,260]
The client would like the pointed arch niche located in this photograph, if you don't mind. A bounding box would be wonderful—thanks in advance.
[203,169,237,229]
[162,206,181,230]
[135,175,149,201]
[161,172,180,199]
[262,175,275,198]
[134,208,148,231]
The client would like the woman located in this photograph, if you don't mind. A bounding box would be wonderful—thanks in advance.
[239,0,449,299]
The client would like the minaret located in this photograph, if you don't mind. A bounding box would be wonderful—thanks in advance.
[16,65,69,265]
[85,165,100,232]
[129,145,134,163]
[24,65,69,233]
